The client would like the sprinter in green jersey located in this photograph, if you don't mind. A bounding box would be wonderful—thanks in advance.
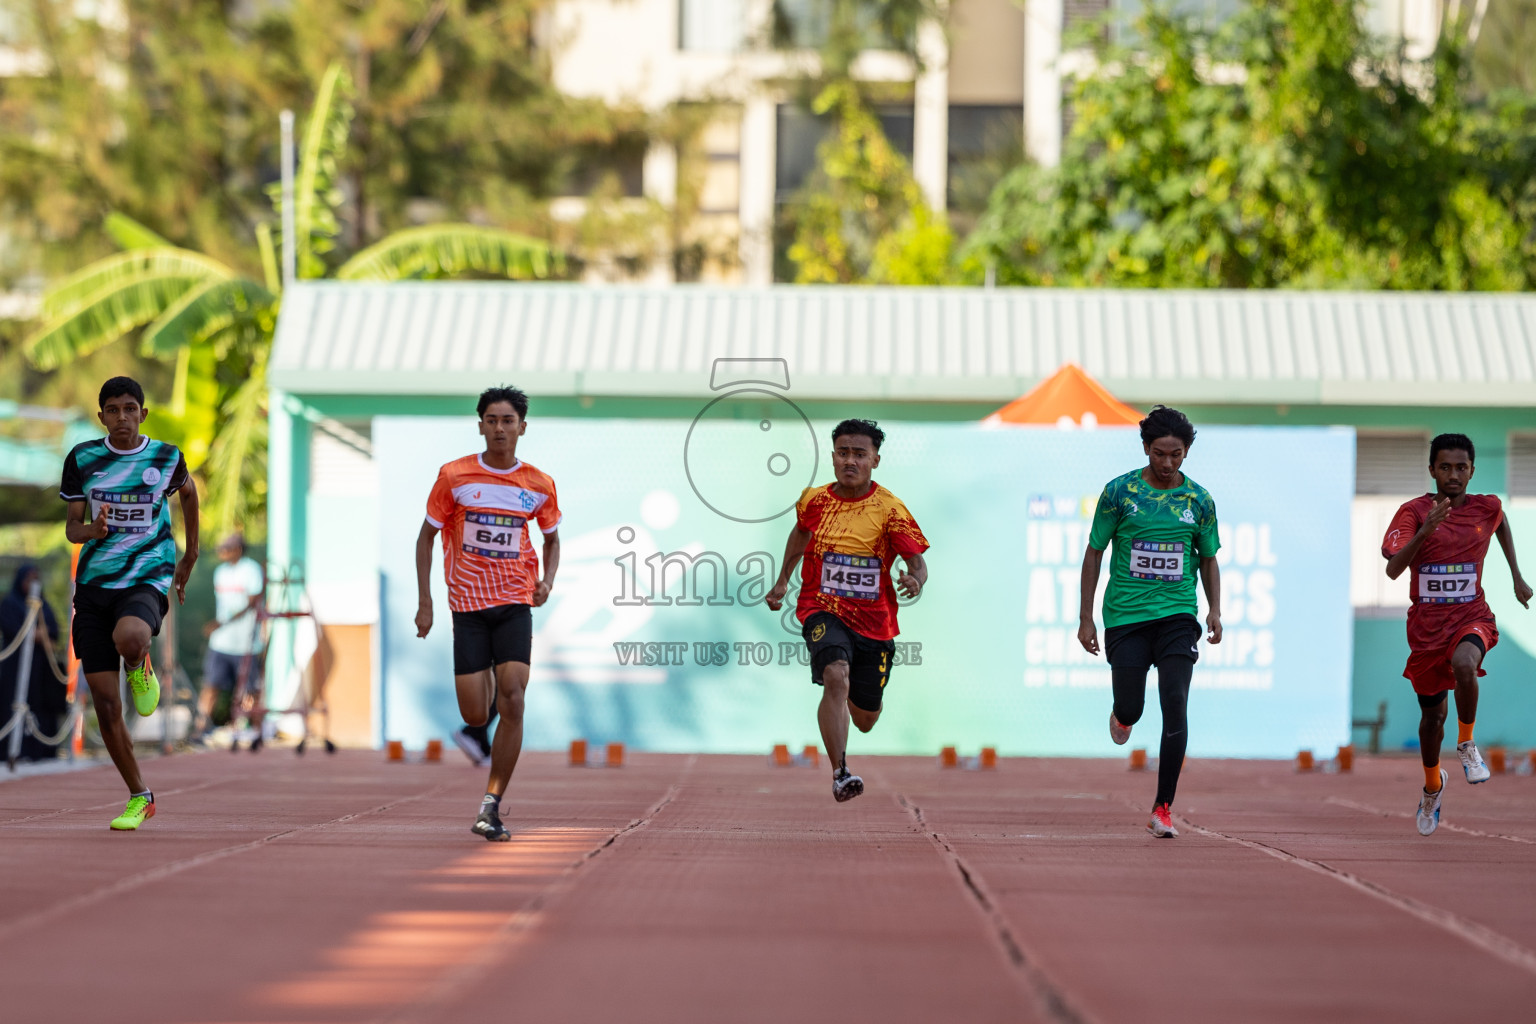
[61,377,199,830]
[1077,406,1222,839]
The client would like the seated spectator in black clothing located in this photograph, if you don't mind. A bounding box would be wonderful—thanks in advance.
[0,564,69,761]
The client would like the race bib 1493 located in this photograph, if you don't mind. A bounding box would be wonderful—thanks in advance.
[1128,540,1185,582]
[1418,562,1478,604]
[463,512,525,559]
[820,552,882,600]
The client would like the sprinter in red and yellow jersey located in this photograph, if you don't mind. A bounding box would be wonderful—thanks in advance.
[415,386,561,841]
[766,419,929,803]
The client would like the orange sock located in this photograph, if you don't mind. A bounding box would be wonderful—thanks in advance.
[1424,764,1443,792]
[1457,720,1474,745]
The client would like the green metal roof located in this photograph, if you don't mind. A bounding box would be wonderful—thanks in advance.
[269,282,1536,407]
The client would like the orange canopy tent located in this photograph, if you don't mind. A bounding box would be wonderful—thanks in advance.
[982,363,1142,428]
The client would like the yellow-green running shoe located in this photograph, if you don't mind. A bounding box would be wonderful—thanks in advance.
[109,795,155,831]
[126,658,159,716]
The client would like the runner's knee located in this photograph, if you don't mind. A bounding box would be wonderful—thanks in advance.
[820,661,850,696]
[112,618,151,661]
[849,705,880,733]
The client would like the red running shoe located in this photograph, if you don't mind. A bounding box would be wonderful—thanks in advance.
[1147,803,1178,838]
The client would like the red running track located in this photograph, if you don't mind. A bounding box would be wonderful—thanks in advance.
[2,750,1535,1022]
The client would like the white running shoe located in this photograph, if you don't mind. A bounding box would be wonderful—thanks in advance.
[832,768,864,803]
[1147,803,1178,838]
[1416,769,1448,836]
[1109,712,1132,746]
[1457,741,1491,784]
[452,727,490,767]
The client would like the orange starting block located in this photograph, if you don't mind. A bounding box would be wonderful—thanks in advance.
[424,739,443,763]
[1129,748,1147,771]
[386,740,405,762]
[1489,747,1506,774]
[939,745,959,768]
[771,743,792,766]
[1296,750,1315,772]
[606,742,625,767]
[569,739,588,767]
[1336,745,1354,772]
[801,744,819,767]
[980,747,997,769]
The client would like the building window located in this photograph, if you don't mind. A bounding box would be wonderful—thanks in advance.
[1109,0,1242,42]
[947,105,1023,219]
[1350,432,1428,610]
[772,0,905,50]
[1510,433,1536,499]
[680,0,747,51]
[774,103,915,203]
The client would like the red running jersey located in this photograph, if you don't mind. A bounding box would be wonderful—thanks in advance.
[1381,493,1503,653]
[426,455,562,612]
[795,482,929,642]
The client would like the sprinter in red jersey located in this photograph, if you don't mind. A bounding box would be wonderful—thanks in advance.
[1383,433,1530,837]
[416,386,561,841]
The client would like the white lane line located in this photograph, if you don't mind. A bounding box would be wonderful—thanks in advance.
[1325,796,1536,847]
[1175,811,1536,978]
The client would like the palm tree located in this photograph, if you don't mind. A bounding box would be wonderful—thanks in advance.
[24,63,558,535]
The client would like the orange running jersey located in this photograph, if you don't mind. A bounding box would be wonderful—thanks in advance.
[795,481,929,641]
[426,455,562,613]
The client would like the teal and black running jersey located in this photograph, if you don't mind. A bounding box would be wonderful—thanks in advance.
[60,436,189,592]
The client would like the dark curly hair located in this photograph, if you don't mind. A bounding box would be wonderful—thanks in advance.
[832,418,885,451]
[1430,433,1475,466]
[1139,405,1196,449]
[477,385,529,419]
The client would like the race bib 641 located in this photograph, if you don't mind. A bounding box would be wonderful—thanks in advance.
[463,512,525,559]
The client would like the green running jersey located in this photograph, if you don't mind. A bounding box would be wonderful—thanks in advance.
[60,437,189,592]
[1087,468,1221,629]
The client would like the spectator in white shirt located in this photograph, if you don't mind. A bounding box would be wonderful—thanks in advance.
[194,534,265,744]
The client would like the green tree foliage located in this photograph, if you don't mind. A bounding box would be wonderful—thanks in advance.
[964,0,1536,290]
[22,64,557,537]
[776,0,952,284]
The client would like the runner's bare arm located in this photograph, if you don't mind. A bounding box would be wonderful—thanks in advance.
[533,529,560,607]
[1495,517,1533,609]
[65,499,108,543]
[1200,555,1222,643]
[765,524,812,611]
[174,478,200,604]
[1385,499,1450,579]
[415,519,440,637]
[897,551,927,598]
[1077,545,1104,655]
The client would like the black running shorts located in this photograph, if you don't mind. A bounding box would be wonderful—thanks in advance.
[452,604,532,675]
[72,583,168,675]
[1104,613,1202,671]
[802,610,895,713]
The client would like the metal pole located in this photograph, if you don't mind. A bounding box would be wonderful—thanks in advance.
[280,109,297,286]
[7,582,43,770]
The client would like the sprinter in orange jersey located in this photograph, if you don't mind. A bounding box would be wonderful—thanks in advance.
[415,386,561,841]
[766,419,929,803]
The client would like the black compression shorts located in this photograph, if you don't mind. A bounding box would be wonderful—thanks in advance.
[451,604,532,675]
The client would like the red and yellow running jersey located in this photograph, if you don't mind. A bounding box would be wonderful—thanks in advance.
[426,455,562,612]
[1382,493,1503,653]
[795,481,929,641]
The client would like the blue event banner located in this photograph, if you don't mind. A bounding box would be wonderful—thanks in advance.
[375,418,1355,758]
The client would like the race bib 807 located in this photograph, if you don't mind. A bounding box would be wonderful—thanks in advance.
[1418,562,1478,604]
[1128,540,1185,582]
[820,552,882,600]
[463,512,525,559]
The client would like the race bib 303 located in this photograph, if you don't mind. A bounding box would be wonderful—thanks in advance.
[1128,540,1185,582]
[1418,562,1478,604]
[463,512,525,559]
[820,552,882,600]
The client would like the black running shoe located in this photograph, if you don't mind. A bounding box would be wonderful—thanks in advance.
[472,805,511,842]
[832,767,864,803]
